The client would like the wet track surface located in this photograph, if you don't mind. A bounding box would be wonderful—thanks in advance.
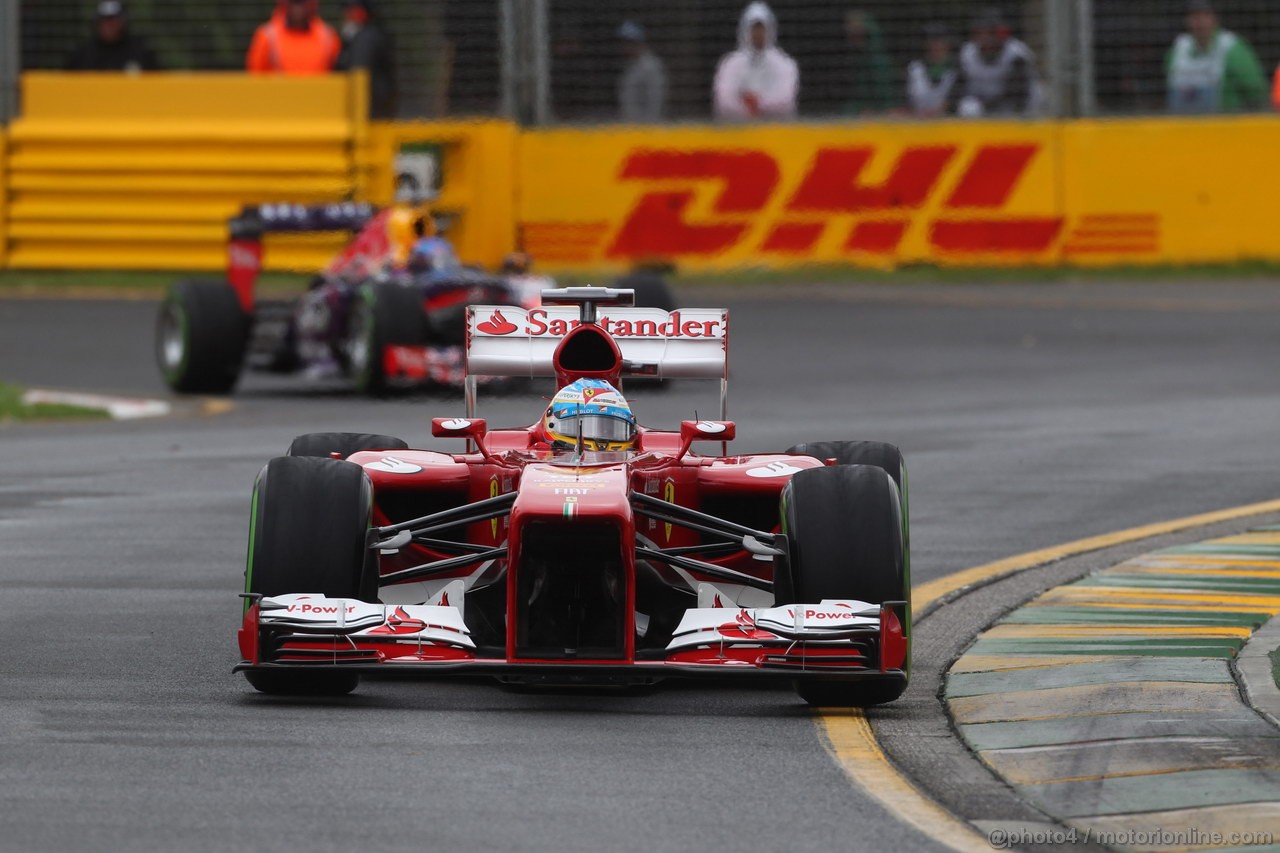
[2,281,1280,852]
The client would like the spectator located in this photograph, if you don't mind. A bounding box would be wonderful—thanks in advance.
[713,2,799,121]
[336,0,397,118]
[843,10,894,115]
[955,8,1042,117]
[65,1,158,72]
[617,21,667,123]
[246,0,340,75]
[906,23,958,117]
[1167,0,1266,114]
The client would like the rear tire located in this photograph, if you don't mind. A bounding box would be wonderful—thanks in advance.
[347,283,427,395]
[779,464,909,707]
[614,271,676,312]
[287,432,409,459]
[156,279,249,394]
[244,455,377,695]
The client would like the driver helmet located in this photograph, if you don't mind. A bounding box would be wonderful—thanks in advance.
[386,204,434,267]
[542,379,637,452]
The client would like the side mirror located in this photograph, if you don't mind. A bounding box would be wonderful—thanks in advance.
[432,417,488,440]
[677,420,736,459]
[431,417,493,461]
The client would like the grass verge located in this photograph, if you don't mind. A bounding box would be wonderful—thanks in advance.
[0,382,110,423]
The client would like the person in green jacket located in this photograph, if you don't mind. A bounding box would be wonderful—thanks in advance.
[1166,0,1267,114]
[844,10,895,115]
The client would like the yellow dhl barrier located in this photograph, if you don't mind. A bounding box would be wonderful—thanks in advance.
[517,116,1280,271]
[518,122,1062,271]
[1059,116,1280,265]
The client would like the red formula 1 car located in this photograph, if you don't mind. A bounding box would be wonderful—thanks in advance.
[236,288,910,706]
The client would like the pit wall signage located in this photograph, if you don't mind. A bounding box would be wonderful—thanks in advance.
[517,122,1170,271]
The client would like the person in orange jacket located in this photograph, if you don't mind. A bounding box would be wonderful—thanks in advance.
[246,0,340,75]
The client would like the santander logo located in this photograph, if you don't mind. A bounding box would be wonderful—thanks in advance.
[476,309,519,335]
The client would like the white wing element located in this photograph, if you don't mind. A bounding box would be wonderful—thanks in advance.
[466,306,728,380]
[257,594,475,649]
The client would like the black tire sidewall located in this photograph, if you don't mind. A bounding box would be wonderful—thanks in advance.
[286,432,409,459]
[245,456,377,603]
[781,465,905,605]
[156,279,248,394]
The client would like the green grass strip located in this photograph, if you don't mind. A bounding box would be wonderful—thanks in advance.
[0,382,110,422]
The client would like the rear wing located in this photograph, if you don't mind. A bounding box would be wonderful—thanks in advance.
[228,203,378,238]
[465,304,729,417]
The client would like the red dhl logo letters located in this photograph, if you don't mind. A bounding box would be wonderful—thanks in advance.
[605,144,1062,258]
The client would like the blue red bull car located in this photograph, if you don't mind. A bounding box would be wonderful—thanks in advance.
[236,287,910,706]
[154,204,675,395]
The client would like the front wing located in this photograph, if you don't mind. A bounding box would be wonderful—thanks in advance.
[236,594,908,686]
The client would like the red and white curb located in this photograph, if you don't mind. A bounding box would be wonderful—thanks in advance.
[21,389,172,420]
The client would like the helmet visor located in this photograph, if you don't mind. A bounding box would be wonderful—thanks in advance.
[555,413,636,443]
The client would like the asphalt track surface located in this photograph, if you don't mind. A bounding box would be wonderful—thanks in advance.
[2,281,1280,853]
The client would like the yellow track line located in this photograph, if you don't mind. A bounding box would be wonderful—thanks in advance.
[199,398,236,417]
[816,711,994,852]
[816,497,1280,851]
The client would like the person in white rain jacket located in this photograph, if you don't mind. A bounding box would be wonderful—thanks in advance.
[713,1,799,120]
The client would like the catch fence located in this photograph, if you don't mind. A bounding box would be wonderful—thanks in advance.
[9,0,1280,121]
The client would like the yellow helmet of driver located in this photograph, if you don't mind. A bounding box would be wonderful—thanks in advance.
[386,205,435,266]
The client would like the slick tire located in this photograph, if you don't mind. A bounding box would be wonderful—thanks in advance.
[785,440,910,565]
[155,279,249,394]
[779,464,909,708]
[244,455,377,696]
[348,283,428,395]
[287,432,409,459]
[613,271,677,313]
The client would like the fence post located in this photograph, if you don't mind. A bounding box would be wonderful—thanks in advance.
[0,0,18,123]
[1075,0,1097,116]
[1042,0,1069,117]
[529,0,551,126]
[499,0,518,121]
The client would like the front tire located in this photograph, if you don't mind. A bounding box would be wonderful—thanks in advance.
[243,455,377,695]
[786,441,909,579]
[156,279,249,394]
[779,464,909,707]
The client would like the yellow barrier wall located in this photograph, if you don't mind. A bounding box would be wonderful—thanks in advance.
[0,130,7,269]
[6,72,367,271]
[1059,117,1280,266]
